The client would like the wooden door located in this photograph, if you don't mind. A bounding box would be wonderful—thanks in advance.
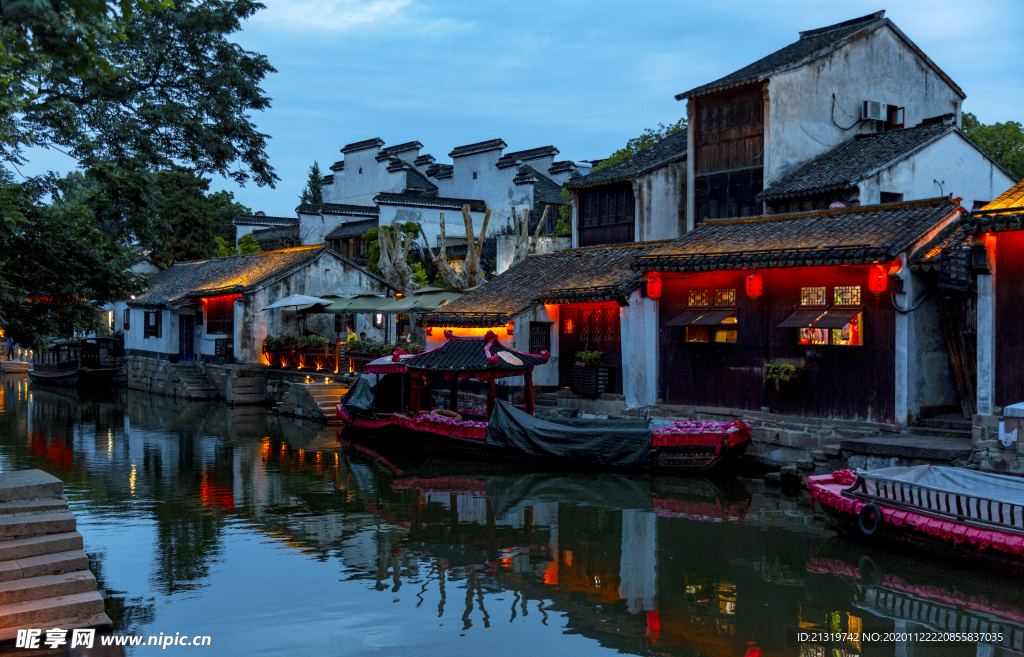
[179,315,195,361]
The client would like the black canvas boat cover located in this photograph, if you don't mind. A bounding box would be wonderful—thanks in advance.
[861,465,1024,505]
[485,400,651,467]
[485,473,652,516]
[340,375,377,415]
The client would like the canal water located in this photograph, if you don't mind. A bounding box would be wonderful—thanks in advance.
[0,374,1020,657]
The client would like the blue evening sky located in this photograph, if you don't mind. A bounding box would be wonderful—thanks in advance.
[23,0,1024,216]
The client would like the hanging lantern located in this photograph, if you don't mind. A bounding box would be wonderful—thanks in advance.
[745,273,763,301]
[424,326,432,336]
[646,273,662,299]
[868,264,887,296]
[506,321,515,336]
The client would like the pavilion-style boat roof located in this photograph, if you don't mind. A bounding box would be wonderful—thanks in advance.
[404,334,548,376]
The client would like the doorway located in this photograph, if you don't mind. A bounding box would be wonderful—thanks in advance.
[179,315,195,361]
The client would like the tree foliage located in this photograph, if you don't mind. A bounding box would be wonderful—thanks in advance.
[300,161,323,205]
[963,112,1024,180]
[592,118,687,173]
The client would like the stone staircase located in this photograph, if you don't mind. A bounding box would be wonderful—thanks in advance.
[277,382,349,423]
[174,363,217,400]
[0,470,111,641]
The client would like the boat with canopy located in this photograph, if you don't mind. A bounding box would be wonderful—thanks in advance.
[29,337,122,387]
[810,465,1024,569]
[337,330,751,472]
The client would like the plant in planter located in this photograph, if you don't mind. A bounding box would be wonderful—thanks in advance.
[299,334,330,350]
[765,362,802,392]
[263,335,281,352]
[574,350,604,367]
[572,350,612,397]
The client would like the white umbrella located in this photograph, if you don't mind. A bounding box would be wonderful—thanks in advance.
[262,294,331,312]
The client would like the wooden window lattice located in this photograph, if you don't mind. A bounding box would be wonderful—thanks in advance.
[715,289,737,306]
[800,287,827,307]
[688,289,710,307]
[833,286,862,306]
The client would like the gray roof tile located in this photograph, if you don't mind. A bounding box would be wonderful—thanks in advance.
[565,129,687,189]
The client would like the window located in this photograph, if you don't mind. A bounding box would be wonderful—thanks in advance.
[715,315,738,343]
[687,289,709,307]
[799,328,829,345]
[800,287,827,306]
[833,286,862,306]
[686,326,709,342]
[144,311,162,338]
[579,185,634,228]
[472,172,477,180]
[714,288,736,307]
[880,192,903,204]
[206,296,236,335]
[373,313,384,329]
[335,314,352,334]
[358,167,362,174]
[832,313,863,346]
[529,322,551,354]
[123,309,130,331]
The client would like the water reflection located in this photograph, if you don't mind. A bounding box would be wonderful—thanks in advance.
[0,374,1015,657]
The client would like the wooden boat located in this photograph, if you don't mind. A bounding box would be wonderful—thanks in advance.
[809,465,1024,570]
[29,337,121,388]
[337,332,751,473]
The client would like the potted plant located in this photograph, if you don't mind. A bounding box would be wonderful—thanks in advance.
[764,361,803,392]
[571,350,613,397]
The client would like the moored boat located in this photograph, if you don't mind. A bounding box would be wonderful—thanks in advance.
[28,337,122,388]
[337,331,751,473]
[809,465,1024,570]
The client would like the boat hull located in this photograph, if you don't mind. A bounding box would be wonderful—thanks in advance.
[28,370,79,387]
[28,368,116,389]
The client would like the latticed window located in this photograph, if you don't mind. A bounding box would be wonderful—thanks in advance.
[529,322,551,354]
[687,289,709,307]
[143,311,162,338]
[206,296,237,335]
[715,289,737,306]
[580,185,634,228]
[800,287,827,306]
[603,308,619,338]
[834,286,862,306]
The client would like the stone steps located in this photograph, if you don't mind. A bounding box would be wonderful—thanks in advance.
[839,434,972,461]
[0,571,97,605]
[0,611,111,643]
[0,591,105,630]
[0,499,69,516]
[0,550,92,583]
[0,472,64,503]
[903,425,972,439]
[0,512,76,541]
[0,533,83,563]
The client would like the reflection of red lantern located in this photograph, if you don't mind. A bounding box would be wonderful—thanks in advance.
[869,264,887,296]
[745,273,763,301]
[506,321,514,336]
[647,273,662,299]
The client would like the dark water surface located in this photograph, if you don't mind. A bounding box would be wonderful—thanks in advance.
[0,374,1021,657]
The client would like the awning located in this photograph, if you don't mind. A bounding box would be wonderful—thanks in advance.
[319,294,394,314]
[380,290,463,313]
[778,309,826,328]
[690,310,736,326]
[666,310,710,327]
[262,294,331,312]
[809,308,861,329]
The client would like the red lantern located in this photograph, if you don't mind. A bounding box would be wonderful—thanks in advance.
[424,326,433,336]
[869,264,887,296]
[506,321,514,336]
[647,273,662,299]
[745,273,763,301]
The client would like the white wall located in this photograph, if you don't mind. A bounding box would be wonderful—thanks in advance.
[377,203,488,253]
[435,149,532,227]
[324,145,406,206]
[619,290,658,408]
[860,132,1016,210]
[633,161,686,243]
[124,306,178,357]
[509,305,559,387]
[766,24,963,185]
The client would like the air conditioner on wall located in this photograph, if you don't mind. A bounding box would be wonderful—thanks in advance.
[863,100,889,122]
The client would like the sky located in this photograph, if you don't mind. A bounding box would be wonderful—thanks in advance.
[22,0,1024,216]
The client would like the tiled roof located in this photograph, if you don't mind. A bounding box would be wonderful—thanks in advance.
[373,193,486,212]
[565,129,687,190]
[341,138,384,154]
[404,336,547,373]
[414,154,436,167]
[758,121,954,200]
[296,203,379,217]
[326,218,378,241]
[329,160,345,172]
[252,225,298,241]
[320,174,334,185]
[513,164,565,205]
[449,139,507,159]
[910,221,973,272]
[678,13,884,99]
[963,180,1024,233]
[425,163,454,180]
[422,242,666,327]
[130,246,328,306]
[496,146,559,169]
[636,198,963,273]
[233,214,298,227]
[376,141,423,161]
[548,161,578,175]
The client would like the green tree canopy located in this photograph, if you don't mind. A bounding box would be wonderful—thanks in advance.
[591,118,687,172]
[963,112,1024,180]
[300,161,324,205]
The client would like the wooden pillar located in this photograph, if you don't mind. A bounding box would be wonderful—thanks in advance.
[524,370,535,415]
[449,376,458,412]
[411,376,421,414]
[486,378,496,419]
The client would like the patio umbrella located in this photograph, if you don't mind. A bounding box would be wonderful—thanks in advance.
[262,294,331,312]
[379,289,462,313]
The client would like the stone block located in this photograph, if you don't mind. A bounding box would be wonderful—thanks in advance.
[752,428,779,444]
[796,459,814,471]
[811,450,827,462]
[823,444,841,457]
[779,430,817,449]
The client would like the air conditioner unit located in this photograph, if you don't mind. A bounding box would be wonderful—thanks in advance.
[863,100,888,122]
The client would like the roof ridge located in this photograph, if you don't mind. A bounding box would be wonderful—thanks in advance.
[524,238,675,258]
[704,197,958,227]
[798,10,884,39]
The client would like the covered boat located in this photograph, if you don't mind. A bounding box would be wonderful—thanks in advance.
[810,465,1024,570]
[337,331,751,472]
[29,337,122,388]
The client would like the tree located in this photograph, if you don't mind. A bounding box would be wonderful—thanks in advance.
[375,223,424,296]
[0,0,277,345]
[210,190,250,243]
[213,233,258,256]
[300,161,323,205]
[238,234,261,254]
[425,205,492,290]
[963,112,1024,180]
[510,206,548,267]
[592,118,687,172]
[214,237,237,257]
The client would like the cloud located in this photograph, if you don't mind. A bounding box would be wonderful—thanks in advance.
[253,0,470,35]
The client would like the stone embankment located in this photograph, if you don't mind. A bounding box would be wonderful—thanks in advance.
[0,470,111,641]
